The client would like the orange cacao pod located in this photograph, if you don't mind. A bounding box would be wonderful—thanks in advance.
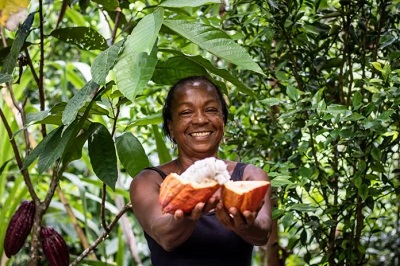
[40,226,70,266]
[221,180,270,212]
[4,200,35,258]
[159,173,221,214]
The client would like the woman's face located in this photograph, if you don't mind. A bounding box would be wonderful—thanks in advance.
[168,80,225,158]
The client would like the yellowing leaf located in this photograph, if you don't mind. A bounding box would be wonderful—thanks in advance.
[0,0,29,31]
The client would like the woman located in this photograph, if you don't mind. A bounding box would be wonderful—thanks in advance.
[130,76,272,266]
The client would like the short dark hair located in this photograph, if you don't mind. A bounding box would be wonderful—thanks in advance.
[162,76,229,142]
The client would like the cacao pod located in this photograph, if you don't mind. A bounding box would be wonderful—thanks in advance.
[221,180,270,212]
[159,173,220,213]
[40,226,70,266]
[4,200,35,258]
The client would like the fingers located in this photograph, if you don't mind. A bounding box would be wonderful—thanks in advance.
[216,202,257,231]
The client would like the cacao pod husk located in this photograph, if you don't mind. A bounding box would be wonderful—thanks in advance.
[221,180,270,212]
[159,173,220,214]
[4,200,35,258]
[40,226,70,266]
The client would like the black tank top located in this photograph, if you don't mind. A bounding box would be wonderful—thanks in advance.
[143,162,253,266]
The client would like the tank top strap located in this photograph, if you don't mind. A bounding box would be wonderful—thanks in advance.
[144,166,167,179]
[231,162,248,181]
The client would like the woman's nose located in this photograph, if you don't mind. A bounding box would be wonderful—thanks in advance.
[193,111,207,123]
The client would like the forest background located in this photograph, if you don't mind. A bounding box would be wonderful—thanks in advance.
[0,0,399,265]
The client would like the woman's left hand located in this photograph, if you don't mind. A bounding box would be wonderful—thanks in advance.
[215,201,257,232]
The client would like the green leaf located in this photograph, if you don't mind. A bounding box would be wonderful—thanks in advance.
[22,128,59,170]
[153,124,172,164]
[120,8,164,54]
[270,176,293,187]
[92,0,119,11]
[160,0,220,7]
[185,55,257,97]
[37,121,79,173]
[260,98,286,106]
[0,72,12,84]
[1,13,34,74]
[50,27,108,50]
[163,20,264,75]
[286,85,300,101]
[289,204,317,212]
[126,113,163,129]
[115,132,149,177]
[62,80,99,127]
[91,41,124,85]
[62,130,90,166]
[115,47,158,102]
[88,123,118,190]
[152,56,208,85]
[114,8,163,102]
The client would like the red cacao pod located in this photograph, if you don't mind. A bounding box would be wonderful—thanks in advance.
[159,173,220,214]
[40,226,70,266]
[221,180,270,212]
[4,200,35,258]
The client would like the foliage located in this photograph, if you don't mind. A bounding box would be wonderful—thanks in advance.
[222,0,400,265]
[1,0,399,266]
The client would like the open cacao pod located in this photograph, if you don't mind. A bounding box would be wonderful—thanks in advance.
[221,180,270,212]
[159,173,220,213]
[159,157,231,214]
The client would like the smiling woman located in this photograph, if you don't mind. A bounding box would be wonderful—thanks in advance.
[129,76,272,266]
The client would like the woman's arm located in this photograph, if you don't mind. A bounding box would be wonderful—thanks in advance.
[130,171,205,251]
[215,164,272,245]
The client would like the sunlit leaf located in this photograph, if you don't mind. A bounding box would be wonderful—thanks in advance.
[115,132,149,177]
[50,27,108,50]
[91,40,124,85]
[114,8,163,102]
[88,123,118,190]
[163,20,264,75]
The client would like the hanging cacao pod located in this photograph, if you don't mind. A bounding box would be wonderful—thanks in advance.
[4,200,35,258]
[40,226,70,266]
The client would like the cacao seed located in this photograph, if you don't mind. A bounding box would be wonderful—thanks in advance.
[4,200,35,258]
[40,226,70,266]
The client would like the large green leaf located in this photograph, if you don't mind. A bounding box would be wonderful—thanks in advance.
[92,0,119,11]
[160,0,220,7]
[114,8,163,102]
[163,20,264,75]
[152,56,208,85]
[62,80,99,127]
[91,41,124,85]
[1,13,34,74]
[115,48,158,102]
[50,27,108,50]
[115,132,149,178]
[185,55,257,97]
[88,123,118,190]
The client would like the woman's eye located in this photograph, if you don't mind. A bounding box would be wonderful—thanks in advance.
[206,108,219,113]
